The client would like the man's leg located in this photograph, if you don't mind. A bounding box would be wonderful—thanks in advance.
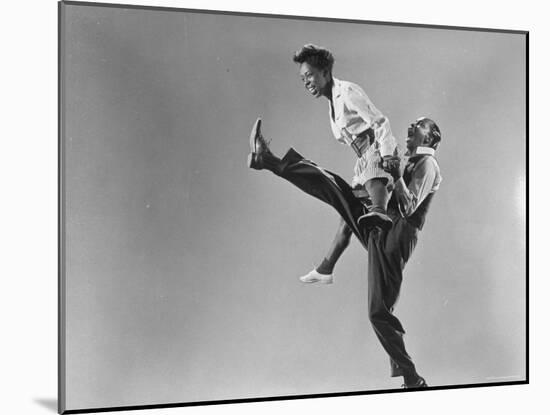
[366,218,426,387]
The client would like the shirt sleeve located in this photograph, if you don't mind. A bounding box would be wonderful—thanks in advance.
[393,157,439,217]
[345,86,396,157]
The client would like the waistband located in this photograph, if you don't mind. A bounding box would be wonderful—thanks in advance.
[350,128,375,157]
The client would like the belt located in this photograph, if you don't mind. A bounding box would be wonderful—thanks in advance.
[350,128,375,157]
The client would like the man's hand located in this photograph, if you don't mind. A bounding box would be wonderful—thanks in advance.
[382,155,402,180]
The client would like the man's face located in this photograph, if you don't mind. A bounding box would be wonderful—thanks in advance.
[406,120,432,153]
[299,62,330,98]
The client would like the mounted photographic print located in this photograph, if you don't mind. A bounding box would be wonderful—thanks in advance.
[58,1,528,413]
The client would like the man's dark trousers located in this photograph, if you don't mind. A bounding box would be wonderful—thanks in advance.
[260,147,418,377]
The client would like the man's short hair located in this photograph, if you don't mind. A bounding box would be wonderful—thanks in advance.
[293,44,335,73]
[417,117,442,149]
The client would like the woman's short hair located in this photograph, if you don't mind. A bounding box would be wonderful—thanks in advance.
[292,44,335,73]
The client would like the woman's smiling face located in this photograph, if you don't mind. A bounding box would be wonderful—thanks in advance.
[299,62,331,98]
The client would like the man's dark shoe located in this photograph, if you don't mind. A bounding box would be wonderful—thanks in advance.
[357,209,393,231]
[402,376,428,389]
[247,117,272,170]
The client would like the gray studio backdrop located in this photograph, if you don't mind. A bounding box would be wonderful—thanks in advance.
[60,2,526,411]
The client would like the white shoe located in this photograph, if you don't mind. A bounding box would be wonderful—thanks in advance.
[299,269,333,284]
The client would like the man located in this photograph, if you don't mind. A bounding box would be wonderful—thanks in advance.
[247,116,442,388]
[367,117,442,387]
[292,44,397,285]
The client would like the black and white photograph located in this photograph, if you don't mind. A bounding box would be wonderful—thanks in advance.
[57,1,527,412]
[4,0,546,415]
